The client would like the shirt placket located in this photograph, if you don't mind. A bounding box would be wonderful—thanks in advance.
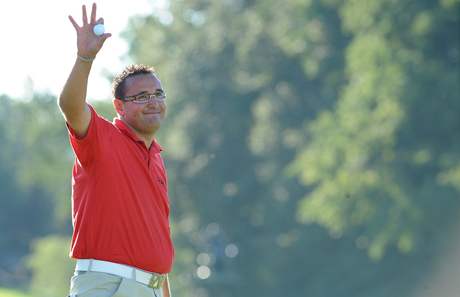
[143,143,156,179]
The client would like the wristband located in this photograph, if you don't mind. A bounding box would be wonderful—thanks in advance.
[77,54,95,63]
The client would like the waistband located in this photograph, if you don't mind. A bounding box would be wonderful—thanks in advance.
[75,259,166,289]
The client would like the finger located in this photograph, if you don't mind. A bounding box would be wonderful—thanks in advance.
[96,17,104,25]
[82,5,88,25]
[101,33,112,40]
[68,15,79,31]
[90,3,97,24]
[100,33,112,43]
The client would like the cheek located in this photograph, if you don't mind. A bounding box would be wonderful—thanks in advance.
[125,107,143,121]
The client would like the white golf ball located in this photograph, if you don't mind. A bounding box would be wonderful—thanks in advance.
[93,24,105,36]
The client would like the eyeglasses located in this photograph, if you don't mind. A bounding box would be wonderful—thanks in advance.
[122,91,166,104]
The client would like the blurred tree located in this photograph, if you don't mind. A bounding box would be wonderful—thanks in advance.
[289,0,460,260]
[26,236,74,297]
[0,95,56,287]
[0,94,114,287]
[122,0,459,296]
[0,0,458,296]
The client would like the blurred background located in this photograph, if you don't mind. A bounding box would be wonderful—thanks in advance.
[0,0,459,296]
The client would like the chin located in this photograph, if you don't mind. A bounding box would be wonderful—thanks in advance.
[145,123,161,134]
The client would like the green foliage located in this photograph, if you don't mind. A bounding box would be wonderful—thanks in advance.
[0,94,73,228]
[0,94,115,288]
[26,236,74,297]
[0,0,458,296]
[289,0,460,261]
[0,95,58,287]
[0,287,30,297]
[120,0,459,296]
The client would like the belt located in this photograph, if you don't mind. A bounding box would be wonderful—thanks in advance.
[75,259,166,289]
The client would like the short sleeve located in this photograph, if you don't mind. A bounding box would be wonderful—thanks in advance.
[66,104,110,167]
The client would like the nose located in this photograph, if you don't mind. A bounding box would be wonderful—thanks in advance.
[147,99,160,108]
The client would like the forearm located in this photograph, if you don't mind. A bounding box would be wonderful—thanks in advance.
[60,3,110,135]
[162,274,171,297]
[59,56,93,114]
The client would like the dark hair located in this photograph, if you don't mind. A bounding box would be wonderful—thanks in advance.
[112,64,156,99]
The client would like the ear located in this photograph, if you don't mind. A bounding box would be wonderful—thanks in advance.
[113,99,125,116]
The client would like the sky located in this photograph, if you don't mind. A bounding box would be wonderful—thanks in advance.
[0,0,168,101]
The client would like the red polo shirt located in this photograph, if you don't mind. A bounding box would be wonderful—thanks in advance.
[67,105,174,274]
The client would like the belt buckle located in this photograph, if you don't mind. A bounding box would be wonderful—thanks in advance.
[148,274,165,289]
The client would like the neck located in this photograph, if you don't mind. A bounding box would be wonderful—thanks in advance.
[140,133,157,149]
[120,118,158,149]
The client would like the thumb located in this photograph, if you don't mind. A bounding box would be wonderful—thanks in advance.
[101,33,112,42]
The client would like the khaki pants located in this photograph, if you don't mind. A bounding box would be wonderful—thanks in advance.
[69,271,163,297]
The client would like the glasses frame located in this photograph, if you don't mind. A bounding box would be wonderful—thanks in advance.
[122,91,166,104]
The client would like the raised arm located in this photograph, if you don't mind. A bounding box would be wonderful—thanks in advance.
[58,3,111,137]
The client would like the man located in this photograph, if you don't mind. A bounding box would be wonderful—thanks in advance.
[59,3,174,297]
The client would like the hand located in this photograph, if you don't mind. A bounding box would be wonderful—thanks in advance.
[68,3,111,58]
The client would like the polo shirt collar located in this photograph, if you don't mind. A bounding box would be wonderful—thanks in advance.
[113,118,163,153]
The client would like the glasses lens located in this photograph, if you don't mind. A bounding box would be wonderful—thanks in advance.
[126,92,166,103]
[135,94,150,103]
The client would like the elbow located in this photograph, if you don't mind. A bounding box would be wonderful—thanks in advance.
[58,93,73,113]
[57,94,73,120]
[58,93,65,110]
